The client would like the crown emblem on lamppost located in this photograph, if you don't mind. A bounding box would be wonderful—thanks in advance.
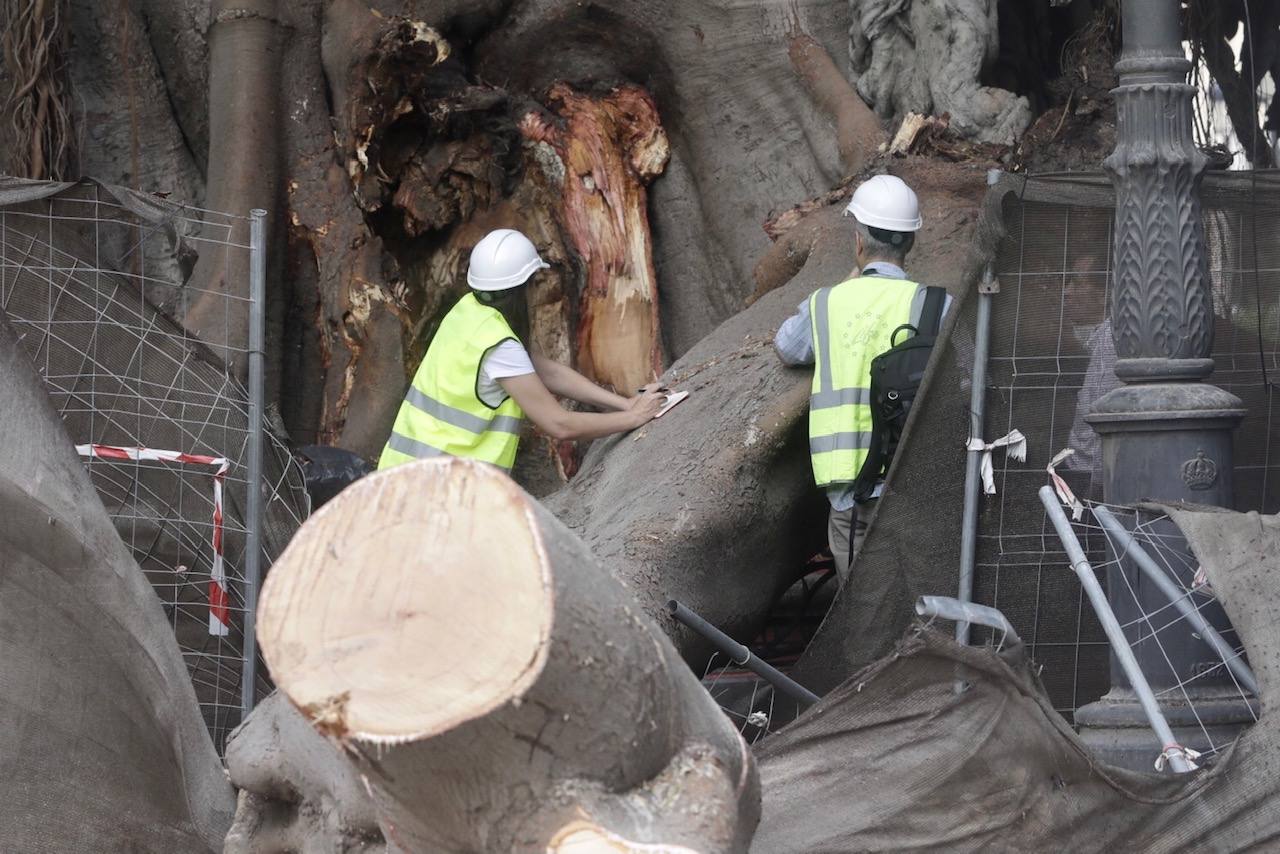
[1182,449,1218,491]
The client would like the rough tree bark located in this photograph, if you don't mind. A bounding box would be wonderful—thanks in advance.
[254,457,760,852]
[0,315,234,851]
[848,0,1032,144]
[0,0,74,179]
[224,693,386,854]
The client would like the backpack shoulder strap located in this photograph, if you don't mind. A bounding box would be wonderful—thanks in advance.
[919,286,946,336]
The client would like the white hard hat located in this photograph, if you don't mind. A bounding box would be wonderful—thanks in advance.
[845,174,922,232]
[466,229,550,291]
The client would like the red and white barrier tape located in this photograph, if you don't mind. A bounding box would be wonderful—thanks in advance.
[75,444,232,636]
[1047,448,1085,521]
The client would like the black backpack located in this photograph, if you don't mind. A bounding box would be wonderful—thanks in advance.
[851,286,946,501]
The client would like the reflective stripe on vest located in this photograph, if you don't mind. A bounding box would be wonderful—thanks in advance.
[378,293,526,472]
[809,276,921,488]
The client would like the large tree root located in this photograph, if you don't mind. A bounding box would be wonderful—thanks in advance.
[0,315,233,851]
[543,157,989,659]
[255,457,760,853]
[224,693,387,854]
[786,24,884,176]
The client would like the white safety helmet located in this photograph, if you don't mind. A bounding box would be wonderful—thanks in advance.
[845,174,922,232]
[466,228,550,291]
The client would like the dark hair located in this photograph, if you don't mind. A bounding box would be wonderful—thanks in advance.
[473,287,530,342]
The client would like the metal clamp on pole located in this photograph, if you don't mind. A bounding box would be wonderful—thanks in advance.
[667,600,820,707]
[1039,486,1197,773]
[916,595,1020,649]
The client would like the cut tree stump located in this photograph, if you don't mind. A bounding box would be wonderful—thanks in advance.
[257,457,760,853]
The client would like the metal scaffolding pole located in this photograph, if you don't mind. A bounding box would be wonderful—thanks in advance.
[955,168,1001,645]
[667,600,820,707]
[240,208,267,720]
[1041,488,1195,773]
[1092,505,1258,696]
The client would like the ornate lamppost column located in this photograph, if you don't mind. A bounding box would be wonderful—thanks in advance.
[1076,0,1253,770]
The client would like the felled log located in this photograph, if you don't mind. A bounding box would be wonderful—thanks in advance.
[0,315,233,851]
[257,457,760,853]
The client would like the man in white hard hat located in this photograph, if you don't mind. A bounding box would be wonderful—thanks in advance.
[773,175,950,585]
[378,228,666,472]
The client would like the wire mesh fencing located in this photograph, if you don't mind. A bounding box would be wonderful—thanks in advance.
[0,177,309,750]
[1045,497,1259,768]
[975,170,1280,723]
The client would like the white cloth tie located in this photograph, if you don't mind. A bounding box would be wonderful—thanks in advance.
[1155,744,1201,772]
[966,429,1027,495]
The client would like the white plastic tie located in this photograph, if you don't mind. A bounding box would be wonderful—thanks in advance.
[1155,744,1202,772]
[966,429,1027,495]
[1046,448,1085,521]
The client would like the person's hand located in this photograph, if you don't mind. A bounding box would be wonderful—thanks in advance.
[628,385,667,427]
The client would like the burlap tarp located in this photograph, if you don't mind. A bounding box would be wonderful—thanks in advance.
[756,500,1280,850]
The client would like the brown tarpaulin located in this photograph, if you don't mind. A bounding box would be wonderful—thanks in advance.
[755,501,1280,851]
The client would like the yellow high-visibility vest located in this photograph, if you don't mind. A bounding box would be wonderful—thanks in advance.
[377,293,526,472]
[809,276,920,488]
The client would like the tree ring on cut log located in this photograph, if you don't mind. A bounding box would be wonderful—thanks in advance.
[258,457,552,743]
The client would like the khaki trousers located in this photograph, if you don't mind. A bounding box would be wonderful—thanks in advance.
[828,498,878,587]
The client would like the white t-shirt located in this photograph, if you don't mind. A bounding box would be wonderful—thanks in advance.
[477,339,535,407]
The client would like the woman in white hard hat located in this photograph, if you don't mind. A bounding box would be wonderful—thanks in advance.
[378,228,666,472]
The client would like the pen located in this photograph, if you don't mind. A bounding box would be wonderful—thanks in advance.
[637,387,671,394]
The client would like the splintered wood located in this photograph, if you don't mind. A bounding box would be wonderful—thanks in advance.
[522,84,669,395]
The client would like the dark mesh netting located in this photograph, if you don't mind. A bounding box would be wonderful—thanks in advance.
[0,178,310,748]
[793,171,1280,721]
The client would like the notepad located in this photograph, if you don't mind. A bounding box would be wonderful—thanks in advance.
[654,390,689,419]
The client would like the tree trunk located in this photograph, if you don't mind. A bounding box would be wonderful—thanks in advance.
[257,456,760,853]
[0,314,234,852]
[183,0,283,372]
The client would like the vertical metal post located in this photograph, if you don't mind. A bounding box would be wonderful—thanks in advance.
[1040,488,1194,773]
[1076,0,1251,768]
[241,208,267,721]
[955,168,1002,645]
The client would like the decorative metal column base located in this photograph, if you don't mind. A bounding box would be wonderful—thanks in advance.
[1076,689,1259,772]
[1080,381,1250,771]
